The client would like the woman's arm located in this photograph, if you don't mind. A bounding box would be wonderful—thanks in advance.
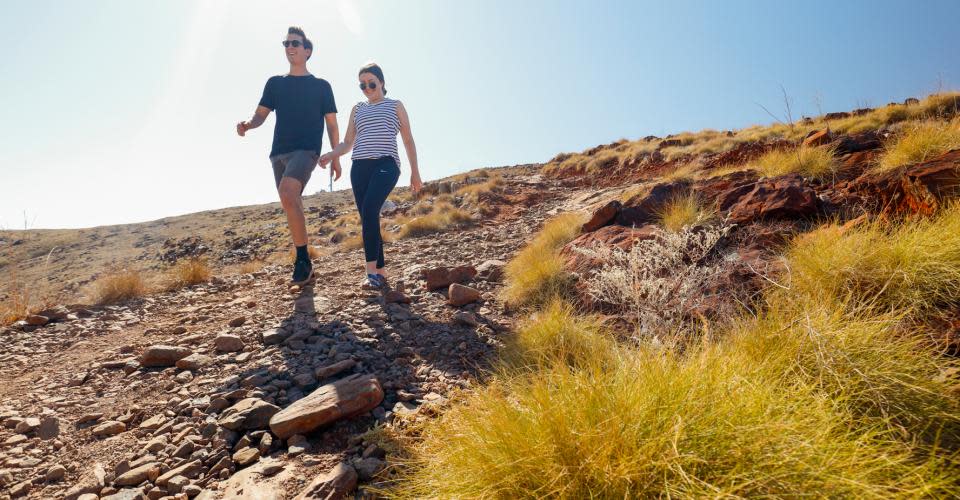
[396,101,422,193]
[320,106,357,163]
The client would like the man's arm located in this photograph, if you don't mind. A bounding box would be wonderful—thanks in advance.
[323,112,341,180]
[237,106,271,136]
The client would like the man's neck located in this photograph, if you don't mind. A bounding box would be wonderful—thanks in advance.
[288,64,310,76]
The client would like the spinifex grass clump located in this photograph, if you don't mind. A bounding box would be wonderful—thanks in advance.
[500,212,585,309]
[164,256,212,290]
[784,204,960,316]
[398,202,473,238]
[753,145,838,179]
[655,192,715,232]
[94,268,147,305]
[877,118,960,171]
[503,300,616,371]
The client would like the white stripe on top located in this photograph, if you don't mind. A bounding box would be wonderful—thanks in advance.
[351,98,401,166]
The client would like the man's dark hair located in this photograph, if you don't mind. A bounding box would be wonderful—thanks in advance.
[288,26,313,60]
[359,62,387,96]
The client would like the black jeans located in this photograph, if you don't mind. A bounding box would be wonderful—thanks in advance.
[350,157,400,268]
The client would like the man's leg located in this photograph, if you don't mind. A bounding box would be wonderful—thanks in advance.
[278,177,308,247]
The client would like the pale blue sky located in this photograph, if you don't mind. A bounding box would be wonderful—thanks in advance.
[1,0,957,229]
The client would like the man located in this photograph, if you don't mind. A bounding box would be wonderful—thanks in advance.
[236,26,340,285]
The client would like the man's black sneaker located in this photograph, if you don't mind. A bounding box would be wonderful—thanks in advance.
[291,258,314,285]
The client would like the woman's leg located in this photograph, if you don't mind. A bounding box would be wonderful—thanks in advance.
[351,160,376,276]
[360,158,400,274]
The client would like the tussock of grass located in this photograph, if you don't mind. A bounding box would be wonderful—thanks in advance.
[656,193,714,231]
[238,260,264,274]
[454,176,503,197]
[163,257,211,290]
[753,145,838,179]
[877,119,960,171]
[785,204,960,316]
[398,202,473,238]
[501,212,585,309]
[504,300,616,371]
[0,284,31,326]
[94,269,147,305]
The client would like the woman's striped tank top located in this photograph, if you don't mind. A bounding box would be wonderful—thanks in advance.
[352,98,401,166]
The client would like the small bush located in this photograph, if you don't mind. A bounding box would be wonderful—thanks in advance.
[94,268,147,305]
[501,212,585,309]
[575,224,734,344]
[398,203,473,238]
[753,145,838,179]
[877,119,960,171]
[164,257,212,290]
[655,193,714,231]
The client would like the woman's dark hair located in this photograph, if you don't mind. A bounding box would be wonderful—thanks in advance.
[359,63,386,95]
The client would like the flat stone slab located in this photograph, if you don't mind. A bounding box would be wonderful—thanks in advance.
[269,374,383,439]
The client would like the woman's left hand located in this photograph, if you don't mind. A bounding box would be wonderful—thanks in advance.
[410,172,423,194]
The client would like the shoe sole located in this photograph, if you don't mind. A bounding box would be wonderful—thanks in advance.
[291,268,315,286]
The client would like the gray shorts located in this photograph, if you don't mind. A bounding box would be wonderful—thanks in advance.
[271,150,318,193]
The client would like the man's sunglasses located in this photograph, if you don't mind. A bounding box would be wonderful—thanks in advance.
[359,82,378,91]
[281,40,303,48]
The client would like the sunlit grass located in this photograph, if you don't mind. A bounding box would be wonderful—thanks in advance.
[501,212,585,309]
[877,119,960,171]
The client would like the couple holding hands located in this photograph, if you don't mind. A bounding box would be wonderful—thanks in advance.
[237,26,422,289]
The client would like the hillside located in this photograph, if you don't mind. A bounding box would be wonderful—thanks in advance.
[1,93,960,498]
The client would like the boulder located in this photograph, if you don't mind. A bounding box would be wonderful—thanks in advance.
[802,129,833,148]
[269,374,383,439]
[843,149,960,216]
[423,265,478,290]
[718,174,820,224]
[140,345,192,368]
[218,398,280,431]
[215,334,244,353]
[581,200,621,232]
[448,284,481,306]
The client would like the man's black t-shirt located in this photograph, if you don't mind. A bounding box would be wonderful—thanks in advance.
[259,74,337,157]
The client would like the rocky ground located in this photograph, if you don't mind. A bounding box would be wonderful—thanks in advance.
[0,170,578,499]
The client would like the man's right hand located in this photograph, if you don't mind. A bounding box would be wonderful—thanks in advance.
[236,121,250,137]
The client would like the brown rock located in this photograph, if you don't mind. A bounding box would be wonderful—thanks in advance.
[269,374,383,439]
[581,200,621,232]
[560,224,660,273]
[718,174,819,224]
[218,398,280,431]
[314,359,356,380]
[25,314,49,326]
[228,316,247,328]
[175,353,213,370]
[448,284,481,306]
[38,416,59,439]
[423,265,478,290]
[824,111,850,120]
[232,447,260,467]
[92,420,126,438]
[802,129,832,148]
[140,345,192,368]
[293,462,357,500]
[36,305,70,321]
[215,334,244,353]
[155,460,204,487]
[843,149,960,216]
[475,259,506,281]
[114,462,160,486]
[384,290,411,304]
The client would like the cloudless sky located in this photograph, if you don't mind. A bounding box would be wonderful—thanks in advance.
[1,0,957,229]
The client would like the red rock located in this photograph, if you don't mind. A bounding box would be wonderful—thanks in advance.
[314,359,356,380]
[843,149,960,216]
[140,345,192,368]
[293,462,357,500]
[824,111,850,120]
[269,374,383,439]
[830,130,883,155]
[802,129,833,147]
[25,314,49,326]
[218,398,280,431]
[448,284,481,306]
[718,174,820,224]
[384,290,411,304]
[581,200,621,232]
[616,181,690,227]
[423,265,477,290]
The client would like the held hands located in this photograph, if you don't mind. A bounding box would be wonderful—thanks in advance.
[317,154,342,181]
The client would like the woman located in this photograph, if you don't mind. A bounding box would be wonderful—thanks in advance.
[320,63,422,288]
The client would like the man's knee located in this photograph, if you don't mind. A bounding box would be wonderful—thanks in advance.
[278,178,303,209]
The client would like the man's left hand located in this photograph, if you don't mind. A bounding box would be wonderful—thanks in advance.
[331,158,342,181]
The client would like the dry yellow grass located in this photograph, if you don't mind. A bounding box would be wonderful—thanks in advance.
[501,212,585,309]
[238,260,264,274]
[93,268,147,305]
[655,193,714,231]
[398,202,473,238]
[286,245,324,261]
[876,119,960,171]
[162,257,212,291]
[0,281,31,326]
[753,145,838,179]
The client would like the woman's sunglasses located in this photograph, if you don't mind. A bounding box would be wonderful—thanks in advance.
[359,82,378,91]
[281,40,303,48]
